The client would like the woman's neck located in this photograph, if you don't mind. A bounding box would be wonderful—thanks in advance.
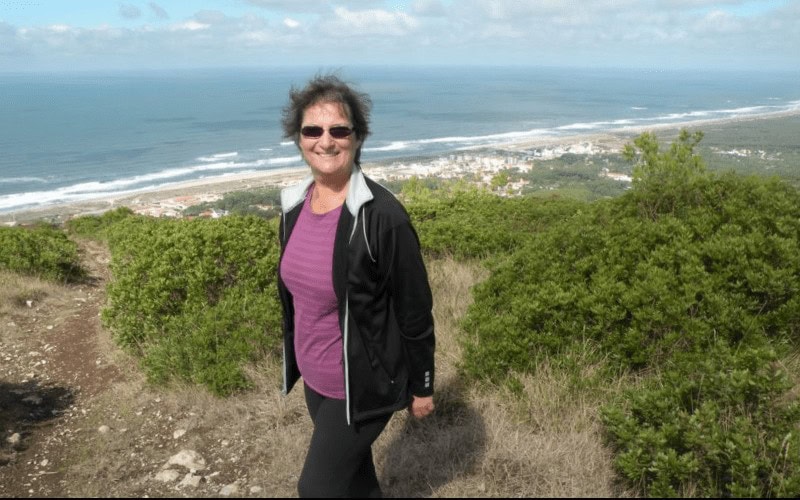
[311,174,350,214]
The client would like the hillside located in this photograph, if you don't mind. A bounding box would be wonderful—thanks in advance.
[0,240,626,497]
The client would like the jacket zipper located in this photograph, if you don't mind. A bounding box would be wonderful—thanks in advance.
[343,208,363,425]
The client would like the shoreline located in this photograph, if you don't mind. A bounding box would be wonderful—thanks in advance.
[2,109,799,225]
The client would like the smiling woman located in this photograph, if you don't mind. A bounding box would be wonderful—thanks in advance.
[276,74,436,497]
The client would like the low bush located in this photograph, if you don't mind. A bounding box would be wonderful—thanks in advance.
[459,130,800,496]
[602,343,800,497]
[102,215,282,395]
[0,224,84,282]
[65,206,135,240]
[403,179,582,259]
[182,188,282,219]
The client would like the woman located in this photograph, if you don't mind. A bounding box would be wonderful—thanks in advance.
[277,74,436,498]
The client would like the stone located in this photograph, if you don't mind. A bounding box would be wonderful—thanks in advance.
[219,483,239,496]
[154,469,180,483]
[165,449,206,471]
[178,472,202,489]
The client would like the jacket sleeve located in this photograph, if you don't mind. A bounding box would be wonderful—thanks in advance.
[379,217,436,397]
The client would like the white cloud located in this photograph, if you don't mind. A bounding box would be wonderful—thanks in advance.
[47,24,73,33]
[412,0,447,17]
[698,9,744,33]
[283,18,301,29]
[0,1,796,71]
[170,20,211,31]
[325,7,420,36]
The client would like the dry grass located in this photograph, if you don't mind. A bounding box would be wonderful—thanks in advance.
[373,257,633,497]
[5,255,636,497]
[0,270,68,320]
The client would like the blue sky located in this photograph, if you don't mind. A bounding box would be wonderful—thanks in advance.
[0,0,797,71]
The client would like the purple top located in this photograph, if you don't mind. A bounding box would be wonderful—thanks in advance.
[279,185,345,399]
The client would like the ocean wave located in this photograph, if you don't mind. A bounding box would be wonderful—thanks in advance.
[266,155,302,165]
[364,141,410,153]
[361,99,800,154]
[197,151,239,162]
[0,157,303,213]
[0,177,48,184]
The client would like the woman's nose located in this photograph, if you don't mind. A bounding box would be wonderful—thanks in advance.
[318,130,336,147]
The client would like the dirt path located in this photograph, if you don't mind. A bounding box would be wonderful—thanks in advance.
[1,240,124,496]
[0,239,313,498]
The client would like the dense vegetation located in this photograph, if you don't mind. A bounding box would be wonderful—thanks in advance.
[65,206,136,240]
[0,223,84,282]
[101,214,282,395]
[8,125,800,496]
[458,130,800,496]
[402,178,583,259]
[182,187,282,218]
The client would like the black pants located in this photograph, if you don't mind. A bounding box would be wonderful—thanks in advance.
[298,384,392,498]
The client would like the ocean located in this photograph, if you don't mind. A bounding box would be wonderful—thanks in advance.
[1,66,799,214]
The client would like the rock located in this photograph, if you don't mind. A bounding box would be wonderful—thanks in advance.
[165,449,206,471]
[22,395,42,405]
[154,469,181,483]
[178,472,203,489]
[98,425,110,434]
[6,433,21,446]
[250,486,263,494]
[219,483,239,496]
[173,429,186,439]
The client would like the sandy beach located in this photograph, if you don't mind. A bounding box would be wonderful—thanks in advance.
[2,109,798,226]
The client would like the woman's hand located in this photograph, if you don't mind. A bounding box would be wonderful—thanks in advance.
[409,395,435,419]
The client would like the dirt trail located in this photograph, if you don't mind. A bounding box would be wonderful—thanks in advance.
[1,240,124,496]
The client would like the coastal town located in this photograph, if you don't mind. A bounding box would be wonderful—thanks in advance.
[114,139,632,220]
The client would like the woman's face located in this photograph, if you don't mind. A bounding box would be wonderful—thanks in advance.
[299,101,362,183]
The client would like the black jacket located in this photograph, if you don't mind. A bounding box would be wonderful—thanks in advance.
[278,167,435,424]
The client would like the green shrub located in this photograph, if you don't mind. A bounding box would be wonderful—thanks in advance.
[0,224,84,282]
[460,130,800,496]
[462,134,800,380]
[102,215,282,395]
[602,343,800,497]
[183,188,281,219]
[403,180,582,259]
[65,206,135,240]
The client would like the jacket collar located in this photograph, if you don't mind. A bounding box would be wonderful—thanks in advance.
[280,165,374,217]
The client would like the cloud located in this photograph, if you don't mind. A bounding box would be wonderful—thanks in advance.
[323,7,420,36]
[148,3,169,20]
[283,18,301,29]
[0,1,796,71]
[119,4,142,20]
[411,0,448,17]
[243,0,332,12]
[169,20,211,32]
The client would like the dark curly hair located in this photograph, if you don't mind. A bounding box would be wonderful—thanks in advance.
[281,74,372,166]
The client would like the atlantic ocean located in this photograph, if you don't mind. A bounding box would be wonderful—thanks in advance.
[1,65,798,214]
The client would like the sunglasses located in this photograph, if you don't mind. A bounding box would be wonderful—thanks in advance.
[300,126,354,139]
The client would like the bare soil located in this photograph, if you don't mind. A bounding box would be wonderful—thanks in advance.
[0,240,124,496]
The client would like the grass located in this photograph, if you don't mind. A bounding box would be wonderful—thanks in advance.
[6,255,636,497]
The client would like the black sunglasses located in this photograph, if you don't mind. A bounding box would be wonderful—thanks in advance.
[300,126,354,139]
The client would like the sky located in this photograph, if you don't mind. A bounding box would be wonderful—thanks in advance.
[0,0,798,72]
